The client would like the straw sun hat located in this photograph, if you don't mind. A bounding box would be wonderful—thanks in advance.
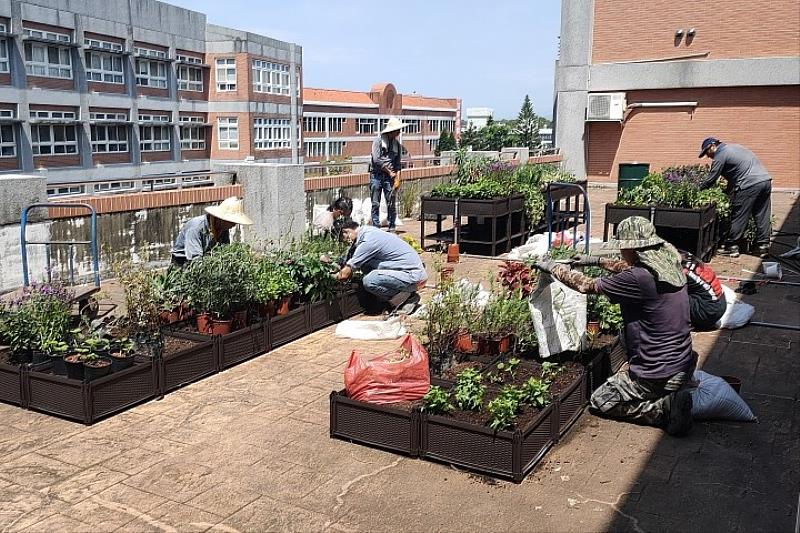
[381,117,408,134]
[204,197,253,226]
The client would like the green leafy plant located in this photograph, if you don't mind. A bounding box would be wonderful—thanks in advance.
[453,368,486,411]
[587,295,623,332]
[153,267,185,312]
[253,259,298,303]
[520,378,550,408]
[541,362,562,383]
[398,180,421,219]
[496,357,521,379]
[422,386,454,415]
[1,281,74,355]
[487,385,524,431]
[112,260,162,336]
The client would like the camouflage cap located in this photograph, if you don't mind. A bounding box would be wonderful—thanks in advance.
[605,217,685,287]
[611,216,665,250]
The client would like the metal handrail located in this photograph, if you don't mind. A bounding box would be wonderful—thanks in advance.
[546,182,590,254]
[21,203,100,288]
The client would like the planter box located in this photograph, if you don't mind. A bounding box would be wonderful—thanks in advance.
[0,361,24,407]
[217,321,269,371]
[420,197,457,216]
[26,357,158,424]
[330,391,420,457]
[309,299,342,332]
[338,287,365,319]
[160,332,217,394]
[270,305,310,347]
[459,196,515,217]
[420,404,557,483]
[603,205,652,239]
[555,370,587,439]
[653,204,716,229]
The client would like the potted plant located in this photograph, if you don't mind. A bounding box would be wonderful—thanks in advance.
[109,337,136,372]
[112,261,163,357]
[153,268,185,324]
[73,328,112,380]
[42,338,69,376]
[253,260,298,317]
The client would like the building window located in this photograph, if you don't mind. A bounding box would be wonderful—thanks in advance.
[84,38,123,52]
[428,119,454,133]
[254,118,291,150]
[217,117,239,150]
[177,64,203,91]
[139,125,170,152]
[89,112,127,121]
[356,118,377,135]
[328,117,345,132]
[428,119,440,133]
[24,42,72,79]
[426,138,439,152]
[304,141,325,158]
[138,113,170,123]
[403,119,421,134]
[136,59,167,88]
[31,124,78,155]
[86,51,124,84]
[135,47,167,59]
[379,118,389,132]
[180,125,206,150]
[252,60,290,95]
[329,141,346,157]
[0,124,15,157]
[24,28,71,43]
[91,124,128,153]
[0,39,9,73]
[303,116,325,133]
[215,58,236,91]
[176,53,203,64]
[94,181,135,193]
[47,185,85,197]
[0,23,8,33]
[31,110,76,120]
[442,119,455,132]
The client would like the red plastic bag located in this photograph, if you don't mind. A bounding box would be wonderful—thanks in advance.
[344,334,430,404]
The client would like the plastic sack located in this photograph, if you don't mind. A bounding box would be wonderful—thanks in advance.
[529,274,587,358]
[334,317,406,340]
[344,334,430,404]
[716,284,755,329]
[690,370,757,422]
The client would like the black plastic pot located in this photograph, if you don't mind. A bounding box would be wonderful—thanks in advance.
[31,350,49,365]
[49,354,67,376]
[64,355,85,381]
[109,352,135,372]
[83,357,112,381]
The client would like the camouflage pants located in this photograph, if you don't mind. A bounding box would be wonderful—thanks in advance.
[590,366,693,426]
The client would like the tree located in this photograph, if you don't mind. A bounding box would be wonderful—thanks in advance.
[516,94,540,150]
[458,124,480,150]
[478,122,519,151]
[436,130,457,156]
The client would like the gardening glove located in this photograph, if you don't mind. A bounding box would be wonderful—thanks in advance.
[571,253,601,267]
[533,259,559,274]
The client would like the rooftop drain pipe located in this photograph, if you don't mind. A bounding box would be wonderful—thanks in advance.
[623,101,698,122]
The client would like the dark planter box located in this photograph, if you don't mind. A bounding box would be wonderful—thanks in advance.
[217,321,269,370]
[26,357,158,424]
[459,196,514,217]
[330,391,420,457]
[653,204,716,229]
[420,404,557,483]
[420,197,457,216]
[338,287,364,319]
[0,361,24,406]
[270,305,310,347]
[555,370,588,439]
[309,299,342,332]
[604,205,652,237]
[160,332,217,394]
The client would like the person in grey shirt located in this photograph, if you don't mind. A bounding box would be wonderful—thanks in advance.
[698,137,772,258]
[171,197,253,265]
[332,220,426,314]
[370,117,407,231]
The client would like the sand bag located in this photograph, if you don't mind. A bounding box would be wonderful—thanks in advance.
[529,274,587,358]
[690,370,756,421]
[716,284,755,329]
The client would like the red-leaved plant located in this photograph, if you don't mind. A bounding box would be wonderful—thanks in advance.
[497,261,536,297]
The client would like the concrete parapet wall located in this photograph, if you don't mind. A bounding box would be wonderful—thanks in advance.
[0,174,47,226]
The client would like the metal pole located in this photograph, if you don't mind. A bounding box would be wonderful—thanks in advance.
[90,208,100,287]
[748,321,800,331]
[20,206,30,287]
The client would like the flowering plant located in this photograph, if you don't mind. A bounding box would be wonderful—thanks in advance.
[1,281,74,354]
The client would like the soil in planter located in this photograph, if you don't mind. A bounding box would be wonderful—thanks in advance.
[442,387,546,431]
[435,361,485,382]
[163,336,198,356]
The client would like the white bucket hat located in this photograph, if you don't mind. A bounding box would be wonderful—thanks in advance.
[205,197,253,225]
[381,117,407,134]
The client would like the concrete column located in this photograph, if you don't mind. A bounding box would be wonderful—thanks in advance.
[288,42,299,164]
[10,0,33,172]
[211,162,305,247]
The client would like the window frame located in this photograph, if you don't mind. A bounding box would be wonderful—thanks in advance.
[303,116,325,133]
[85,50,124,84]
[215,58,237,92]
[328,140,346,157]
[304,140,325,158]
[135,58,168,88]
[0,39,9,74]
[356,118,378,135]
[0,123,16,157]
[90,124,128,153]
[254,118,291,150]
[252,59,290,95]
[180,124,206,150]
[328,117,345,133]
[31,123,78,156]
[139,124,171,152]
[217,117,239,150]
[24,41,73,79]
[177,64,203,92]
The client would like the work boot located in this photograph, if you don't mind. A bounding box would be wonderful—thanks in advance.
[756,243,770,259]
[396,292,421,315]
[717,244,740,258]
[387,291,412,310]
[665,389,693,437]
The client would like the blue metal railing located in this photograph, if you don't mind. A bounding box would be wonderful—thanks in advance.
[545,182,590,254]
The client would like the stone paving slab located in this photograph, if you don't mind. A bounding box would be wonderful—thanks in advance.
[0,190,798,532]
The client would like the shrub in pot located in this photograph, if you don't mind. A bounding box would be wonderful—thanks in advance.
[42,338,69,376]
[109,337,136,372]
[154,268,185,324]
[112,261,163,356]
[253,259,298,317]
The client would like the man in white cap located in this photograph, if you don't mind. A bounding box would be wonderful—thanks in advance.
[370,117,407,231]
[171,196,253,265]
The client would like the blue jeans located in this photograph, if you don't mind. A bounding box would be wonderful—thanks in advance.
[362,269,418,302]
[370,173,396,228]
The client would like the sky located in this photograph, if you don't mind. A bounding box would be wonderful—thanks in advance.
[166,0,562,120]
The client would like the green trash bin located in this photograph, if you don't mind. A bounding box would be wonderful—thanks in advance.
[618,163,650,191]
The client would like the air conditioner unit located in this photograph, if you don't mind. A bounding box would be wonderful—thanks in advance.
[587,92,626,121]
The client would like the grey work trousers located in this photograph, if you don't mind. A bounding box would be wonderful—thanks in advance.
[590,366,693,426]
[727,180,772,245]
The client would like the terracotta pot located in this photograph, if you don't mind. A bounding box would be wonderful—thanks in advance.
[178,303,194,321]
[232,309,248,330]
[196,313,212,335]
[446,244,460,263]
[440,265,455,284]
[453,330,475,353]
[210,319,233,336]
[475,335,510,356]
[587,321,601,337]
[276,296,291,316]
[160,309,180,324]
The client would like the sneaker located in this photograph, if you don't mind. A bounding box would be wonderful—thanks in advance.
[387,291,412,309]
[665,389,693,436]
[717,245,740,258]
[387,226,397,233]
[756,244,770,259]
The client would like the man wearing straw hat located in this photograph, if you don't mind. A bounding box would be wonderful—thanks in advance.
[370,117,407,232]
[536,216,696,436]
[171,196,253,266]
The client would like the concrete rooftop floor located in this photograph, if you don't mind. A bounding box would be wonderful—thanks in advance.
[0,187,798,533]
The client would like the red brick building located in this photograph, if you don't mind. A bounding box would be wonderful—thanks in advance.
[302,83,460,166]
[554,0,800,188]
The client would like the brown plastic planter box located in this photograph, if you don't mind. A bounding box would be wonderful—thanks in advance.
[653,204,716,229]
[459,196,516,217]
[555,370,588,439]
[160,332,217,394]
[420,196,457,216]
[339,285,368,319]
[26,357,158,424]
[309,299,342,332]
[217,321,269,370]
[330,391,420,457]
[270,305,310,347]
[420,404,557,483]
[0,360,24,406]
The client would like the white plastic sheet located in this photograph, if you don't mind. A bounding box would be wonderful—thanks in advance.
[334,317,406,340]
[716,284,755,330]
[529,274,587,358]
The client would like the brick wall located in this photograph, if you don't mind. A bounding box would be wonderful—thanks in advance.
[88,81,126,94]
[592,0,800,63]
[585,86,800,188]
[141,150,172,163]
[33,154,80,168]
[27,77,75,91]
[0,73,11,86]
[48,184,242,218]
[207,53,250,102]
[0,156,20,171]
[93,152,131,165]
[208,111,251,160]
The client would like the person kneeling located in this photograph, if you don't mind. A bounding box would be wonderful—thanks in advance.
[332,221,426,315]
